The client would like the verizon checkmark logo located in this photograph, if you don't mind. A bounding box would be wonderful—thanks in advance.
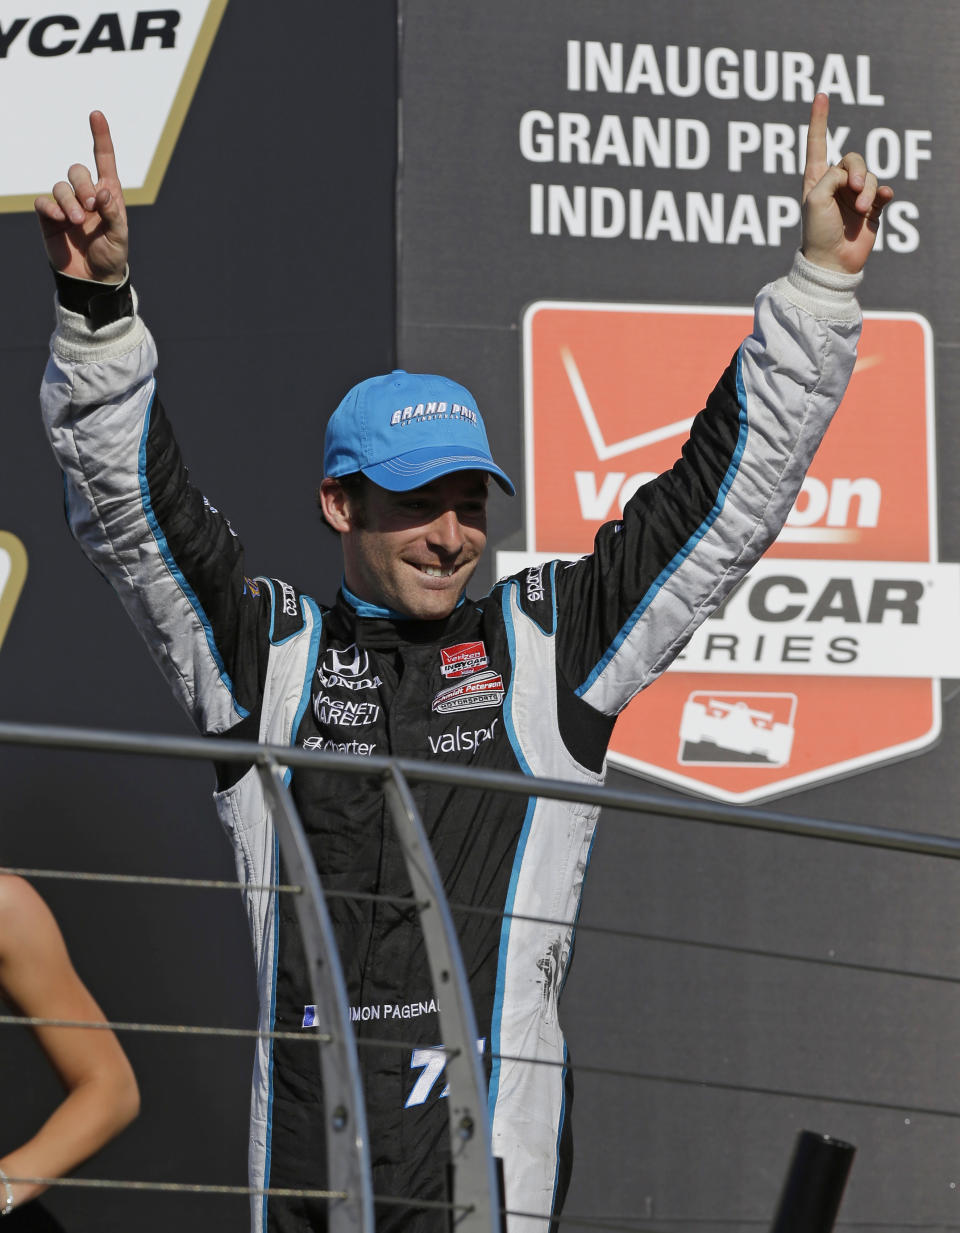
[557,330,893,546]
[560,347,693,460]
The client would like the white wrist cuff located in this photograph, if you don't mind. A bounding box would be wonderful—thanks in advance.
[52,286,145,363]
[776,251,863,324]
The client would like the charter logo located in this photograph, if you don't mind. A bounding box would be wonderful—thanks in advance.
[0,0,229,212]
[500,299,955,802]
[0,533,27,653]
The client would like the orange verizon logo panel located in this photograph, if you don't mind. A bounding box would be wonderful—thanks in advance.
[519,301,947,802]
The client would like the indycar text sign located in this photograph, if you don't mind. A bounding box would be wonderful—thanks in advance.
[0,0,228,210]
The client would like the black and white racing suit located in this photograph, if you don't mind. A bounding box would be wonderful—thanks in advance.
[39,253,862,1233]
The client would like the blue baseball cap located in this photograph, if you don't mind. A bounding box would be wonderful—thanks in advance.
[324,369,515,495]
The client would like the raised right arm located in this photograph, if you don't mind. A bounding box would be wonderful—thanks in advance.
[37,115,267,734]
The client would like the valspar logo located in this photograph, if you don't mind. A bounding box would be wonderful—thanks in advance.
[0,0,228,212]
[0,533,28,653]
[498,300,956,802]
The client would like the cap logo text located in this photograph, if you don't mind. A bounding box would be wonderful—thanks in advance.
[389,402,478,427]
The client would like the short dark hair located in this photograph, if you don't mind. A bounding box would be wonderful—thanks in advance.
[317,472,369,534]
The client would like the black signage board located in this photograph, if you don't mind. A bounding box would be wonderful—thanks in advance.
[397,3,960,1228]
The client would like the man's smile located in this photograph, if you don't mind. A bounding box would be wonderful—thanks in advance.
[413,562,460,579]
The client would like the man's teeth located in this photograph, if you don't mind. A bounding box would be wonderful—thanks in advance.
[419,564,454,578]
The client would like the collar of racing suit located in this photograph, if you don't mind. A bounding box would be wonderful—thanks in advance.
[329,586,483,649]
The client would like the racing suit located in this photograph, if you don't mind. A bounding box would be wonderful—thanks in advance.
[39,253,862,1232]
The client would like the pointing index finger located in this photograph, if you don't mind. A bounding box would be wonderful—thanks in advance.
[89,110,119,188]
[803,92,830,198]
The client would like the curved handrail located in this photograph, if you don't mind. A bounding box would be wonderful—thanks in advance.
[382,764,500,1233]
[257,756,375,1233]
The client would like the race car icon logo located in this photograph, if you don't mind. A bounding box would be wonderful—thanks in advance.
[440,641,489,678]
[678,691,797,767]
[432,670,505,714]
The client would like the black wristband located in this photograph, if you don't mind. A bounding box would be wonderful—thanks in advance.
[52,268,134,330]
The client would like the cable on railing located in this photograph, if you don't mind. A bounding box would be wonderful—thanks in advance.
[4,1013,957,1125]
[0,1014,334,1044]
[6,1166,927,1233]
[0,866,298,893]
[9,864,959,990]
[443,899,960,988]
[0,1174,683,1233]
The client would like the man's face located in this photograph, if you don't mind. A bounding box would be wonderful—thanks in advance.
[330,471,489,620]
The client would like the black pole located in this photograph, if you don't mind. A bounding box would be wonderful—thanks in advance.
[770,1130,856,1233]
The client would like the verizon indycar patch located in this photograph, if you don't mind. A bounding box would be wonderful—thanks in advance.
[432,669,505,714]
[440,641,489,678]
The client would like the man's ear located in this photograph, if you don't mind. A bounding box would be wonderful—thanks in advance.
[318,477,353,533]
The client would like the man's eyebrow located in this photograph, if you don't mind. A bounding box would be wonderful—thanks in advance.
[402,479,489,499]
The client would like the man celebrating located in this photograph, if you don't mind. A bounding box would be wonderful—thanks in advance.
[36,99,889,1232]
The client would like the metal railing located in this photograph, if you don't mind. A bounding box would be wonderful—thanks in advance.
[3,717,960,1231]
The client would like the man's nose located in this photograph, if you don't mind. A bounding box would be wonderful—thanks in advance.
[426,509,464,554]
